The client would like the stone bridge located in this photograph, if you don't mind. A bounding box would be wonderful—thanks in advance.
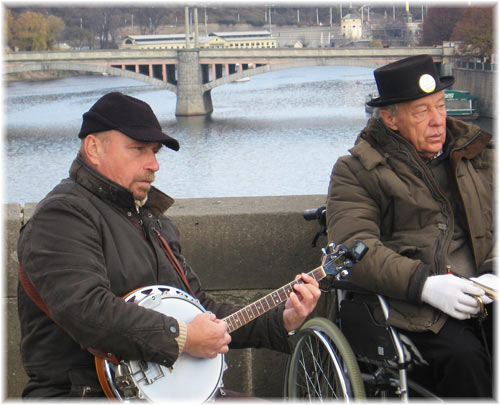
[5,46,454,116]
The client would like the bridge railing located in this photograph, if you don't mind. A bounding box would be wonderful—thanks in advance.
[454,59,496,72]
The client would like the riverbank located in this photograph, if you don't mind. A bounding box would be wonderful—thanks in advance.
[5,70,97,82]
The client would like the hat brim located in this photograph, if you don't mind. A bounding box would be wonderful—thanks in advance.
[119,125,180,151]
[366,76,455,107]
[79,110,180,151]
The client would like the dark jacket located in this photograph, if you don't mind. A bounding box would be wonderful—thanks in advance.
[326,117,494,333]
[17,155,290,398]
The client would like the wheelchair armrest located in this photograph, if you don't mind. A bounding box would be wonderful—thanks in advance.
[331,279,372,294]
[332,279,390,321]
[376,295,390,321]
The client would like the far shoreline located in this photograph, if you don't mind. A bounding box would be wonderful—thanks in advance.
[4,70,100,83]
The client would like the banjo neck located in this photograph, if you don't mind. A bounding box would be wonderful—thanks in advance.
[94,241,368,402]
[223,266,326,333]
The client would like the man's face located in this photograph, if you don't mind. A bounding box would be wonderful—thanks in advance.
[382,91,447,160]
[92,130,162,201]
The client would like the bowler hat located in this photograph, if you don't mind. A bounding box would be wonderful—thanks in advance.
[366,54,454,107]
[78,92,180,151]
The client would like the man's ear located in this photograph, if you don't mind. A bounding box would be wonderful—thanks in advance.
[379,110,398,131]
[83,134,102,166]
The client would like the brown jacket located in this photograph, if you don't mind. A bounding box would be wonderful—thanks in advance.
[17,155,290,397]
[327,117,493,333]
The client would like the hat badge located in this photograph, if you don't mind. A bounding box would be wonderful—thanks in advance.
[419,74,436,93]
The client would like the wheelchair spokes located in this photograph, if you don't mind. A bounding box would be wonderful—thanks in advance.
[286,317,366,401]
[296,330,346,399]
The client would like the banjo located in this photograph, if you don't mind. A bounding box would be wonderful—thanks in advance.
[95,240,367,402]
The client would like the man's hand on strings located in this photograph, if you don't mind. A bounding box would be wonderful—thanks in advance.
[283,273,321,332]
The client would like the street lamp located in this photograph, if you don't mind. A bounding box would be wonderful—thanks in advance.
[269,7,272,34]
[360,4,370,24]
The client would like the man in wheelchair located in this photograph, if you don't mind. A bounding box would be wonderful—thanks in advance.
[326,55,495,398]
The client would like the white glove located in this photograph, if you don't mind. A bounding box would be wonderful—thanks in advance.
[470,273,498,305]
[421,274,485,320]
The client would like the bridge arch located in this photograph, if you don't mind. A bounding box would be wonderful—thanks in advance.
[6,62,178,94]
[202,57,387,91]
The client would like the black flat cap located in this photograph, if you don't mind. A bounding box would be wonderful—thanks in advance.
[78,92,179,151]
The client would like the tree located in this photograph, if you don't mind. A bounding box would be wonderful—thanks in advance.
[65,26,93,49]
[46,15,65,48]
[9,10,65,51]
[78,8,122,49]
[133,7,169,34]
[242,7,265,27]
[5,9,14,49]
[420,7,464,46]
[11,11,48,51]
[451,7,494,57]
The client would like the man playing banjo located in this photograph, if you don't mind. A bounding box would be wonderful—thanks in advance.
[17,92,321,399]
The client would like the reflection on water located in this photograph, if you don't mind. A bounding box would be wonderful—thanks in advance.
[5,66,494,204]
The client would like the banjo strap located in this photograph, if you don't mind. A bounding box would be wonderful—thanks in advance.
[18,264,119,365]
[153,229,197,298]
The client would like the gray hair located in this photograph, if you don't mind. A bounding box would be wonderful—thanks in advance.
[79,131,111,158]
[373,103,399,118]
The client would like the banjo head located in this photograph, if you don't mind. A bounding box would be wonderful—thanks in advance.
[98,285,226,402]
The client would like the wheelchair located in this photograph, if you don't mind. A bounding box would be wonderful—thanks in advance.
[283,207,441,401]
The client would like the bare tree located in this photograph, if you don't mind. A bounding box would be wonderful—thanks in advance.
[133,7,169,35]
[452,7,494,58]
[420,7,463,46]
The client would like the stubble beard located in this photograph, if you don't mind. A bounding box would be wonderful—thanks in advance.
[132,172,155,201]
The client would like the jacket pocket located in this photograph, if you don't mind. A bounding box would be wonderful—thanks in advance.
[68,368,104,398]
[396,245,418,257]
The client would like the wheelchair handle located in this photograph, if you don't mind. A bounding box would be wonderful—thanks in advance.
[303,206,327,247]
[303,206,326,223]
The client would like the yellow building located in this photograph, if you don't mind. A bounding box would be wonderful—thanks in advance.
[120,31,277,50]
[209,31,276,49]
[341,13,362,41]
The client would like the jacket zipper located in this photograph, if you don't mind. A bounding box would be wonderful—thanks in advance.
[448,129,483,269]
[388,132,453,276]
[450,129,482,154]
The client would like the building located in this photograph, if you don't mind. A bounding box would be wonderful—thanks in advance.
[403,9,422,46]
[208,31,276,49]
[341,12,362,41]
[120,34,188,50]
[119,31,277,50]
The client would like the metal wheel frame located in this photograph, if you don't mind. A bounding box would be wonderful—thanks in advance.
[285,317,366,401]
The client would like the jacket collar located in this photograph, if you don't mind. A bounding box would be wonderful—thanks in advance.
[69,154,175,215]
[353,117,489,167]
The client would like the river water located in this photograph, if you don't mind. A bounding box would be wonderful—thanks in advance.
[5,66,493,204]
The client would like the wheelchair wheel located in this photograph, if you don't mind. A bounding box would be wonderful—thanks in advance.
[286,317,366,400]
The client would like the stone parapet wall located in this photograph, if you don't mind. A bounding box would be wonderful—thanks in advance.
[4,195,328,399]
[452,68,495,118]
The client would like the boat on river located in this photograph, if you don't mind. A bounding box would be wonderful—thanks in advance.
[364,89,479,120]
[443,89,479,120]
[364,93,377,115]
